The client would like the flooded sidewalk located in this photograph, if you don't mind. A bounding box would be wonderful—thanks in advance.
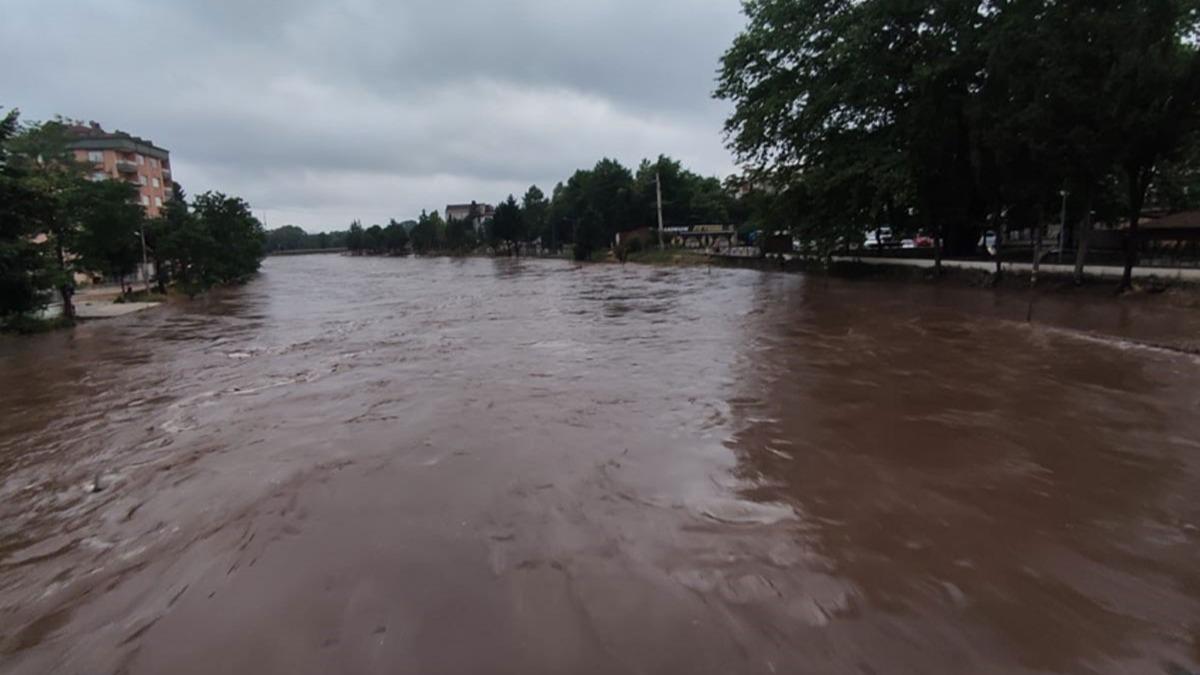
[0,255,1197,674]
[40,285,162,320]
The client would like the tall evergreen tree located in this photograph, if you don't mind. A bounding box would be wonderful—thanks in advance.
[521,185,549,246]
[0,108,55,319]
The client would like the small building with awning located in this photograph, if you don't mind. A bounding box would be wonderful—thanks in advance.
[667,224,738,251]
[1137,210,1200,241]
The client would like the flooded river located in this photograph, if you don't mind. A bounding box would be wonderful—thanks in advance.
[1,254,1198,674]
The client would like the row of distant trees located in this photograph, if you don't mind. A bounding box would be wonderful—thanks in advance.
[271,155,745,261]
[545,156,737,259]
[264,224,351,252]
[0,108,265,325]
[715,0,1200,288]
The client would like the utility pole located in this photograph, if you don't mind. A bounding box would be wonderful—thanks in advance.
[655,171,665,250]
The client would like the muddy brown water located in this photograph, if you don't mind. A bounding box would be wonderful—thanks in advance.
[1,255,1198,674]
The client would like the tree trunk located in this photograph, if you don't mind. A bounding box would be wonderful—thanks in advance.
[1030,206,1044,286]
[54,237,75,320]
[933,223,943,277]
[1072,189,1093,285]
[155,258,168,294]
[1120,166,1150,292]
[1025,208,1046,322]
[992,202,1004,277]
[58,284,75,320]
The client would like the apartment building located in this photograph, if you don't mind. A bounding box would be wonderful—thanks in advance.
[67,122,172,217]
[445,202,495,232]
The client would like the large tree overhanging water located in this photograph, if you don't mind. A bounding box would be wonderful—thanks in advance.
[715,0,1200,288]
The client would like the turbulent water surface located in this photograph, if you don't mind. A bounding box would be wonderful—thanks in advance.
[1,254,1198,674]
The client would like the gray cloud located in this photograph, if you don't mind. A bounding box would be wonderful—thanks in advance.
[1,0,743,230]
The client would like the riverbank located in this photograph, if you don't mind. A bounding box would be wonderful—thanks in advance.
[617,248,1200,306]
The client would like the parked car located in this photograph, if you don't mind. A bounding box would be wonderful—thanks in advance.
[862,227,894,248]
[900,238,916,249]
[913,234,935,248]
[978,230,998,256]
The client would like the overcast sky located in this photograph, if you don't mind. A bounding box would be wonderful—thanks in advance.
[1,0,745,231]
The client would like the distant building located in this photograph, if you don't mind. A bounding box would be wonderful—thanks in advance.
[66,122,172,217]
[445,202,495,232]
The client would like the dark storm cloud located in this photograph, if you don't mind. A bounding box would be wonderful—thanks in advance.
[1,0,744,230]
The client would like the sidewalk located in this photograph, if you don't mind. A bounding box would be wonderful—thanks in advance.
[75,299,161,318]
[40,285,163,320]
[832,256,1200,281]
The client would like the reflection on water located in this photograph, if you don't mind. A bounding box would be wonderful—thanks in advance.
[0,254,1197,674]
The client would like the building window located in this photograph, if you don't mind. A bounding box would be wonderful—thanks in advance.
[136,154,145,165]
[87,151,104,163]
[149,158,158,169]
[141,195,149,206]
[155,197,163,207]
[151,177,160,188]
[138,175,147,186]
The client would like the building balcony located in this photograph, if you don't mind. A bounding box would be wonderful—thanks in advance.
[115,161,138,174]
